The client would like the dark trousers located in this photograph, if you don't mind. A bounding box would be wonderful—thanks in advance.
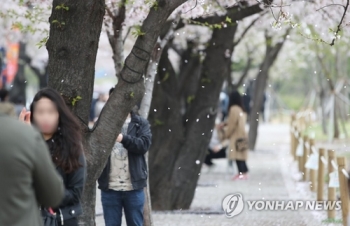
[101,189,145,226]
[57,216,78,226]
[236,160,248,174]
[204,147,226,166]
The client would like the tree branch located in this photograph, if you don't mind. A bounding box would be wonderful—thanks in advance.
[317,54,335,91]
[139,13,182,118]
[232,50,253,90]
[91,0,188,161]
[316,3,346,11]
[105,0,127,77]
[233,13,265,46]
[329,0,349,46]
[193,3,264,25]
[123,26,132,44]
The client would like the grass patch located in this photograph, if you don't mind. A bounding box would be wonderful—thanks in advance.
[321,218,342,224]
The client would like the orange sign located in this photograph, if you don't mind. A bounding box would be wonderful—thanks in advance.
[6,42,19,84]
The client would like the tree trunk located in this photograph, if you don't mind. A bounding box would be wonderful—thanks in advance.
[139,15,181,226]
[46,1,188,225]
[248,31,289,150]
[149,3,264,210]
[9,42,27,103]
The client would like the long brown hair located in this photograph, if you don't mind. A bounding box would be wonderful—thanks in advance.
[30,88,83,173]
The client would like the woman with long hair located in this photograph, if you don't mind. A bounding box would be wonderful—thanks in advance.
[19,87,86,226]
[219,90,249,180]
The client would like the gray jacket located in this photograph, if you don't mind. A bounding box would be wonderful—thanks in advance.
[0,113,64,226]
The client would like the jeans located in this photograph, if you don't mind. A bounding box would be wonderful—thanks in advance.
[101,189,145,226]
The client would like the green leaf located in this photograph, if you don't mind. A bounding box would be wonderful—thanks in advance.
[131,25,146,38]
[201,78,211,83]
[213,24,222,29]
[187,95,195,104]
[154,119,164,126]
[225,16,232,23]
[161,73,169,82]
[130,92,134,98]
[71,96,82,106]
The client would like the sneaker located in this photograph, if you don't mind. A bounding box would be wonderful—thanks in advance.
[232,174,248,181]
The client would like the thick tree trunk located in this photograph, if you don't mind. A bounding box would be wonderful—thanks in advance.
[149,3,264,210]
[248,31,289,150]
[46,1,188,225]
[170,24,238,209]
[9,42,27,103]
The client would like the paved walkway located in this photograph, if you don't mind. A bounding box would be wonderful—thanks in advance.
[95,123,342,226]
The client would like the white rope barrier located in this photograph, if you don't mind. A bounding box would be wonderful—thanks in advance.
[304,142,310,149]
[331,160,338,170]
[311,146,317,154]
[342,169,349,179]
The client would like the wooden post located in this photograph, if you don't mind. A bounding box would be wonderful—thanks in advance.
[297,132,303,174]
[337,157,349,226]
[302,135,309,181]
[309,139,317,192]
[291,114,296,159]
[292,126,297,161]
[327,150,336,220]
[317,148,325,201]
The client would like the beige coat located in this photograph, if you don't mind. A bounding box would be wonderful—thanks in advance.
[222,106,248,160]
[0,102,16,117]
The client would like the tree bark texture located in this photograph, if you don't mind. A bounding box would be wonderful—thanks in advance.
[46,0,187,225]
[149,3,264,210]
[248,31,289,150]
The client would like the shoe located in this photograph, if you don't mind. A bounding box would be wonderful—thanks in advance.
[232,174,248,181]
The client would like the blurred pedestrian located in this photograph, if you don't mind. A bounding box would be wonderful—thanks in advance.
[94,93,107,122]
[204,125,227,167]
[98,87,152,226]
[0,88,16,117]
[19,87,86,226]
[218,91,249,180]
[0,111,64,226]
[14,96,26,116]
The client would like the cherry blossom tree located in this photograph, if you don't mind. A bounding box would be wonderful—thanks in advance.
[1,0,350,225]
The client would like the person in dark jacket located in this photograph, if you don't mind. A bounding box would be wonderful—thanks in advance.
[19,87,86,226]
[98,87,152,226]
[0,112,64,226]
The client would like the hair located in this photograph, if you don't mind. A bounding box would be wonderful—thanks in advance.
[30,87,83,173]
[228,90,245,112]
[109,87,115,96]
[0,88,9,102]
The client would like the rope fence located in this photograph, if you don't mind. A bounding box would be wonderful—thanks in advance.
[290,113,350,226]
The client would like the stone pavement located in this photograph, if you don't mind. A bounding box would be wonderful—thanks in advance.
[95,123,342,226]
